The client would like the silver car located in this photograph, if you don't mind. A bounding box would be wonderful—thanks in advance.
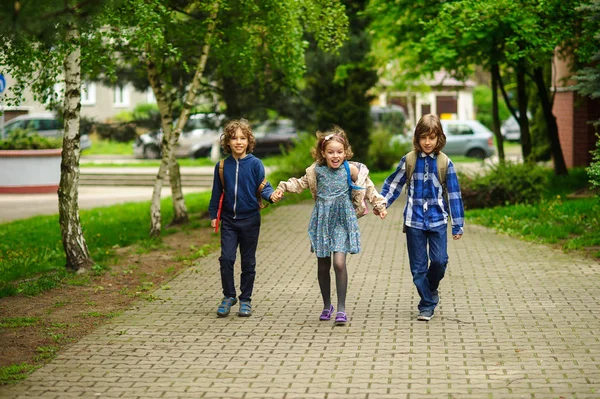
[1,112,92,150]
[391,119,495,159]
[133,113,225,159]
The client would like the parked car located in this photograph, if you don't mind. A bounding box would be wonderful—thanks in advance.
[174,118,298,159]
[391,119,495,159]
[133,113,225,159]
[251,119,298,157]
[1,112,92,150]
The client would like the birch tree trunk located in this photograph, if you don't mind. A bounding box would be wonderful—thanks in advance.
[149,0,220,237]
[145,54,174,237]
[58,24,94,272]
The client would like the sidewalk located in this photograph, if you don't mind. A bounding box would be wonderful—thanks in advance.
[1,201,600,398]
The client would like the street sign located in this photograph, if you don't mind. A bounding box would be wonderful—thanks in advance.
[0,74,5,93]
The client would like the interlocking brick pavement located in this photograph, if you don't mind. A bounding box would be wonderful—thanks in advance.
[1,200,600,398]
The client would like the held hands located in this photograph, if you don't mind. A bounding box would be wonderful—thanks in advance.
[270,189,284,203]
[372,207,388,220]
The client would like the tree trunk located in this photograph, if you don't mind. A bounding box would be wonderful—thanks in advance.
[516,60,532,160]
[533,66,568,175]
[148,0,220,236]
[145,54,174,237]
[58,25,94,273]
[491,63,505,162]
[166,161,188,227]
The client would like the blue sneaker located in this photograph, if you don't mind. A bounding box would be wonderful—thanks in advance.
[417,309,434,321]
[217,297,237,317]
[432,289,440,305]
[238,301,252,317]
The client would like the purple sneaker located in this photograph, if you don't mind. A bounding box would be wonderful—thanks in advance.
[319,305,334,321]
[335,312,347,325]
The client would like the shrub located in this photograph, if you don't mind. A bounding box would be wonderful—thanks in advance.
[268,133,317,185]
[0,129,62,150]
[459,162,548,209]
[587,133,600,196]
[367,127,411,172]
[132,103,161,130]
[95,123,137,142]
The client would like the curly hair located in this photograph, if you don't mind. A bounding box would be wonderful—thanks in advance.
[412,114,446,154]
[220,119,256,154]
[310,125,354,165]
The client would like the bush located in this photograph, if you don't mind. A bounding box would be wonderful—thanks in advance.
[132,103,161,130]
[95,123,137,142]
[268,133,317,185]
[587,133,600,196]
[367,128,411,172]
[459,162,548,209]
[0,129,62,150]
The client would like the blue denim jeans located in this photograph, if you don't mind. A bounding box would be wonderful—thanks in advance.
[405,225,449,312]
[219,213,261,303]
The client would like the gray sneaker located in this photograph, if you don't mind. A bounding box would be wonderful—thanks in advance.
[217,297,237,317]
[417,309,434,321]
[238,301,252,317]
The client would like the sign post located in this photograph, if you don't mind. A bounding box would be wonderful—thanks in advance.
[0,74,5,140]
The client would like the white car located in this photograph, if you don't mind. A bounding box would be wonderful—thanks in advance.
[392,119,495,159]
[1,112,92,150]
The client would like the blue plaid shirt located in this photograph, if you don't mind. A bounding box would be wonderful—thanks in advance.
[381,152,464,235]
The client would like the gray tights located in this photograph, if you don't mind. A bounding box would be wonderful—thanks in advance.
[317,252,348,313]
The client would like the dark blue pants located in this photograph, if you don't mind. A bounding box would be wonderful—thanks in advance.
[219,213,261,303]
[405,225,449,312]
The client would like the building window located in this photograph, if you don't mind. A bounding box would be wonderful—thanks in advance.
[113,84,130,107]
[81,82,96,105]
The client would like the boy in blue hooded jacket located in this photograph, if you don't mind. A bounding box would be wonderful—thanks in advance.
[209,119,280,317]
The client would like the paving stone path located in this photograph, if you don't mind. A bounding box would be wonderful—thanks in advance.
[1,201,599,398]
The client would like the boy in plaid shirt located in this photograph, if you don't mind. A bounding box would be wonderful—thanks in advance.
[376,114,464,321]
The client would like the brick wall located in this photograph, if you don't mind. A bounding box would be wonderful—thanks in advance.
[553,91,574,167]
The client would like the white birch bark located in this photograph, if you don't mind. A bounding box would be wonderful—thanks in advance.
[58,24,94,272]
[149,0,220,237]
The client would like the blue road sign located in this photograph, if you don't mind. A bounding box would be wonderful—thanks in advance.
[0,74,5,93]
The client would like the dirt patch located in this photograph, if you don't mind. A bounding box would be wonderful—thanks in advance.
[0,225,219,379]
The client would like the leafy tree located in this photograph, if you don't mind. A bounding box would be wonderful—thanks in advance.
[298,0,378,162]
[101,0,348,236]
[367,0,594,175]
[0,0,121,272]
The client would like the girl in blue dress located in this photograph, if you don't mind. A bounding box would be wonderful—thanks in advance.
[273,127,387,325]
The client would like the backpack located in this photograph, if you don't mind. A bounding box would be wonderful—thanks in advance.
[404,150,449,190]
[342,161,368,218]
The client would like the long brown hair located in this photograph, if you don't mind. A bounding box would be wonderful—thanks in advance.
[412,114,446,154]
[311,125,354,165]
[220,119,256,154]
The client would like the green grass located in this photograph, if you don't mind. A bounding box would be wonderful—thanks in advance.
[83,136,134,156]
[466,168,600,256]
[0,317,39,328]
[0,363,39,385]
[0,191,214,297]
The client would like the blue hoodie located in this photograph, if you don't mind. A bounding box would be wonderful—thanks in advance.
[209,154,274,220]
